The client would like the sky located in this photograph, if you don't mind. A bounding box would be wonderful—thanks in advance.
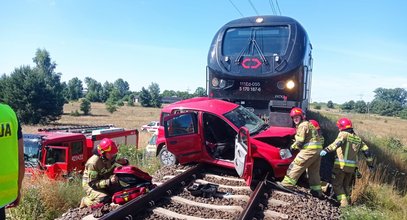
[1,0,406,104]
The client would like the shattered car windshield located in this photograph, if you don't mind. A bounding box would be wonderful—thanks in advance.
[223,106,265,134]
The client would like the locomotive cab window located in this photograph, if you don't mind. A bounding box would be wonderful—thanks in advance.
[222,26,290,56]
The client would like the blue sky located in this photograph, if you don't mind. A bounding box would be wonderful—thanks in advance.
[1,0,406,103]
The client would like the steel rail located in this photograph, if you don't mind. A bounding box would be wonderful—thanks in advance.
[100,163,205,220]
[238,173,270,220]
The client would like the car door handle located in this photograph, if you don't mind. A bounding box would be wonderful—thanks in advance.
[169,141,177,145]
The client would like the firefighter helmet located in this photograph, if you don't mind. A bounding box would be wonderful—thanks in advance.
[336,118,353,131]
[290,107,305,119]
[309,119,320,130]
[97,138,118,155]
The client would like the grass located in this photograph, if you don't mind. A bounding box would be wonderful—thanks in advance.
[7,174,85,220]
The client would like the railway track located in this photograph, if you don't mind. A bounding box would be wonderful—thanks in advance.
[59,164,340,219]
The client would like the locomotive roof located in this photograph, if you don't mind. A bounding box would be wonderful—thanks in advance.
[162,97,239,115]
[223,15,300,27]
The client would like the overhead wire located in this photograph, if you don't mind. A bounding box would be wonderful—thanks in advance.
[248,0,259,16]
[269,0,276,15]
[227,0,245,18]
[275,0,282,15]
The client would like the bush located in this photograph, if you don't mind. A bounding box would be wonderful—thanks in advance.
[314,104,321,110]
[7,174,85,220]
[117,144,160,174]
[80,98,91,115]
[70,110,80,116]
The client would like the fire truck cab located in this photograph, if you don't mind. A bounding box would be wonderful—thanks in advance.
[23,125,138,179]
[156,97,296,186]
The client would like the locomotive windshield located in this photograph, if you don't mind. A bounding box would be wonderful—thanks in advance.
[222,26,289,57]
[224,106,266,134]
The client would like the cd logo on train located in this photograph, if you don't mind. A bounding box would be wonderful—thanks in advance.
[241,58,262,69]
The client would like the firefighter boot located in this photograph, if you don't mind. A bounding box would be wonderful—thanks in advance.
[340,198,349,207]
[79,197,87,208]
[310,190,324,199]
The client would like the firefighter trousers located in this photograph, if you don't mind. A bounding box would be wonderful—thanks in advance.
[80,188,110,207]
[282,149,322,192]
[332,167,354,207]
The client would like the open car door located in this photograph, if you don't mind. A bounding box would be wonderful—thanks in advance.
[164,112,203,164]
[234,127,253,186]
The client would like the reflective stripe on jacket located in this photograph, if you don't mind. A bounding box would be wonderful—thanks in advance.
[291,121,323,150]
[0,104,19,208]
[326,131,370,172]
[82,155,116,190]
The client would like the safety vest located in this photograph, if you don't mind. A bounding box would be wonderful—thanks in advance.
[327,131,368,173]
[0,104,19,208]
[292,121,322,150]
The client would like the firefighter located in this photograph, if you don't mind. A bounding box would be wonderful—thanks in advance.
[281,108,323,198]
[80,138,129,208]
[320,117,374,207]
[0,103,24,219]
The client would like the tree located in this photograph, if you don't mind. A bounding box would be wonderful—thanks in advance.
[354,100,367,113]
[102,81,114,102]
[85,77,103,102]
[193,87,207,97]
[399,108,407,120]
[176,91,192,100]
[105,98,117,114]
[1,49,65,124]
[162,90,177,97]
[127,94,135,106]
[139,87,152,107]
[67,77,83,101]
[370,100,402,116]
[327,100,334,109]
[149,82,162,108]
[341,100,355,111]
[113,78,130,99]
[369,88,406,116]
[80,98,91,115]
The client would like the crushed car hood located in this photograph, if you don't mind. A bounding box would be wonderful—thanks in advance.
[253,126,296,139]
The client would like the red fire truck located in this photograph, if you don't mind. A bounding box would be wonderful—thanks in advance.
[23,125,138,179]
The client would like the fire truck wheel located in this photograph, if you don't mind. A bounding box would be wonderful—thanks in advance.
[158,146,177,166]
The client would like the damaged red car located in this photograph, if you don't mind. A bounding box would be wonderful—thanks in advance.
[155,97,296,187]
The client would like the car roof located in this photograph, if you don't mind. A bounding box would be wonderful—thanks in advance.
[162,97,238,115]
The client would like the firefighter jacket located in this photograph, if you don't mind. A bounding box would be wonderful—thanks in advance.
[0,104,19,208]
[291,120,323,150]
[82,155,117,191]
[325,131,373,173]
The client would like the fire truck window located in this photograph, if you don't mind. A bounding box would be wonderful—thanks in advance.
[71,141,84,155]
[168,113,197,136]
[46,148,66,165]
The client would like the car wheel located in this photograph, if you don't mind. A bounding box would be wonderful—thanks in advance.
[158,146,177,166]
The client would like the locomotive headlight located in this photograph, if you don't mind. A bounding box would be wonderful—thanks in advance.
[256,17,264,23]
[280,149,293,160]
[212,77,219,87]
[219,79,226,88]
[286,80,295,90]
